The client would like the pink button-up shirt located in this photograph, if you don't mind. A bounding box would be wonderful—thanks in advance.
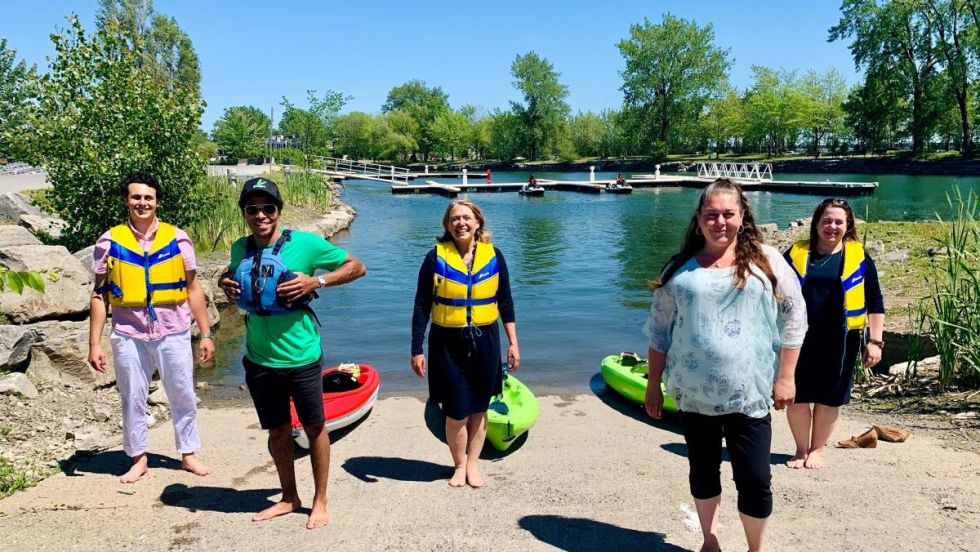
[92,219,197,342]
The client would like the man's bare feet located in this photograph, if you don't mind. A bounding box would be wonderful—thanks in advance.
[466,462,484,488]
[119,454,148,484]
[181,453,212,476]
[307,501,330,530]
[449,467,466,487]
[252,498,302,522]
[786,451,808,469]
[804,449,826,469]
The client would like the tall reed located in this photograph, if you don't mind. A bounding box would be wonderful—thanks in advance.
[921,189,980,388]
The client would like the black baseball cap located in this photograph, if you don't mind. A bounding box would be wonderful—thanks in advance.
[238,177,283,208]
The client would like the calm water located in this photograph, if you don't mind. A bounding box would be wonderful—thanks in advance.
[197,171,980,396]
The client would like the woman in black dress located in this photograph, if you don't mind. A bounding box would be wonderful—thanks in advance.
[783,198,884,469]
[411,199,520,488]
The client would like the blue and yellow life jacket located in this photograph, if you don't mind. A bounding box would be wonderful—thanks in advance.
[788,239,867,331]
[232,229,317,319]
[432,241,499,328]
[97,222,187,321]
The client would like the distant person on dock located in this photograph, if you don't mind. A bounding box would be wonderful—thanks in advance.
[615,173,626,187]
[486,168,492,183]
[217,177,366,529]
[643,178,806,552]
[411,199,520,488]
[87,171,215,484]
[783,198,885,467]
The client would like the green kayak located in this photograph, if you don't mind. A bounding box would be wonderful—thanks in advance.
[600,353,678,412]
[486,373,539,451]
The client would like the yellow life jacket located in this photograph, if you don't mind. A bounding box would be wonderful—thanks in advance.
[431,241,499,328]
[100,222,188,320]
[788,239,867,331]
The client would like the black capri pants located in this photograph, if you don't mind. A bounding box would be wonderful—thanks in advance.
[679,411,773,519]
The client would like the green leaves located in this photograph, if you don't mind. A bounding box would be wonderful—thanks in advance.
[510,52,571,161]
[0,269,46,295]
[211,106,271,161]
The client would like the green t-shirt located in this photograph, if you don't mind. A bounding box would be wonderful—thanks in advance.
[229,229,348,368]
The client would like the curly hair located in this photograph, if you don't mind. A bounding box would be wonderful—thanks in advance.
[652,178,777,293]
[119,172,160,199]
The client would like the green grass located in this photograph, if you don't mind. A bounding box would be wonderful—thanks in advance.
[0,456,36,499]
[186,170,332,253]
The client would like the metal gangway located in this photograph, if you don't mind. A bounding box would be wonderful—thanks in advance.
[310,156,411,184]
[696,162,773,181]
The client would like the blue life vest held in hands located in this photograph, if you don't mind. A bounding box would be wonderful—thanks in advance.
[233,230,317,317]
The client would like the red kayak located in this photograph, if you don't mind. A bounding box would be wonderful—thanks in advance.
[289,363,381,449]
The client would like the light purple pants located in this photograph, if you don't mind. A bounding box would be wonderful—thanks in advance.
[110,330,201,457]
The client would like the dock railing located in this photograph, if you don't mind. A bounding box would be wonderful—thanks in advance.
[696,162,773,181]
[311,156,411,184]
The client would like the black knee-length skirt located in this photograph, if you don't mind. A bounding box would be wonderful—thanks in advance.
[427,323,504,419]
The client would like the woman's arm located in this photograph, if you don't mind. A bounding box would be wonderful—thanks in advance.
[495,248,519,369]
[411,250,435,377]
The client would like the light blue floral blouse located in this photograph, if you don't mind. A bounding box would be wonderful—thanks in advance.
[644,245,808,418]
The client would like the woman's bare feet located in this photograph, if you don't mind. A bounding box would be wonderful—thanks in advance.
[698,535,722,552]
[786,451,808,469]
[119,454,148,483]
[804,448,826,469]
[252,497,302,522]
[466,462,484,488]
[449,467,467,487]
[181,453,212,476]
[307,501,330,530]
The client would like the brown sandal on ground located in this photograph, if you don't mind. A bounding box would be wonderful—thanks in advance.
[838,428,878,448]
[873,425,911,443]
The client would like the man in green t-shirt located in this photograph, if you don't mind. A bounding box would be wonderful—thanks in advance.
[218,177,365,530]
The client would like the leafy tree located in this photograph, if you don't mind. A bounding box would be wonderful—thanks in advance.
[96,0,200,95]
[0,39,35,159]
[510,51,571,160]
[742,66,807,155]
[460,105,491,160]
[382,80,450,162]
[334,111,373,160]
[700,84,745,158]
[485,109,523,161]
[430,110,471,160]
[831,0,941,156]
[923,0,974,156]
[570,111,604,157]
[617,15,731,154]
[371,111,417,162]
[843,68,907,153]
[800,69,849,156]
[8,15,204,252]
[280,89,350,158]
[211,106,270,161]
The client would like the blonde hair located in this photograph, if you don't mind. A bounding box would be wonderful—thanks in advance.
[438,199,492,243]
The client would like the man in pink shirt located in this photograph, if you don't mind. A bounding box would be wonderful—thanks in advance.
[88,172,215,483]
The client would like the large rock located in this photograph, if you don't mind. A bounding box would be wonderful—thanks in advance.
[0,372,38,399]
[19,214,66,239]
[0,225,42,247]
[0,244,92,323]
[0,325,36,372]
[0,192,42,222]
[72,245,96,276]
[26,320,115,387]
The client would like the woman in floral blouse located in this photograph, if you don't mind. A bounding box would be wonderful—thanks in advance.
[643,178,807,552]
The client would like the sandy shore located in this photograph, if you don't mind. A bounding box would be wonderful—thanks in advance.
[0,392,976,552]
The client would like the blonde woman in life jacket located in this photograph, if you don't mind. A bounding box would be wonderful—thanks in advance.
[783,198,885,469]
[411,199,520,488]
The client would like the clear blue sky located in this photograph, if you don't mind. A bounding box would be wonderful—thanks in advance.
[2,1,859,131]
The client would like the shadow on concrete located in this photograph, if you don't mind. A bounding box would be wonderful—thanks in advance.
[341,456,450,483]
[588,372,683,436]
[158,483,286,514]
[518,514,689,552]
[422,398,529,459]
[60,451,180,477]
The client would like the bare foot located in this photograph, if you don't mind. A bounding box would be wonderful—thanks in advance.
[698,536,722,552]
[449,467,466,488]
[119,454,148,484]
[181,453,212,476]
[306,501,330,530]
[786,451,808,469]
[804,449,826,469]
[466,462,484,489]
[252,498,301,522]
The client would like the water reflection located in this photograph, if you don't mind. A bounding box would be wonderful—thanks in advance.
[512,215,563,287]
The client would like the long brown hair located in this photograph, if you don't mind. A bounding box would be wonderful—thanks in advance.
[808,197,859,248]
[437,199,493,243]
[652,178,778,292]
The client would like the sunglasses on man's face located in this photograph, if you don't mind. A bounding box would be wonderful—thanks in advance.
[243,204,278,216]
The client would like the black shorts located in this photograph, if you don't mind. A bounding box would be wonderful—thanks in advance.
[243,356,325,430]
